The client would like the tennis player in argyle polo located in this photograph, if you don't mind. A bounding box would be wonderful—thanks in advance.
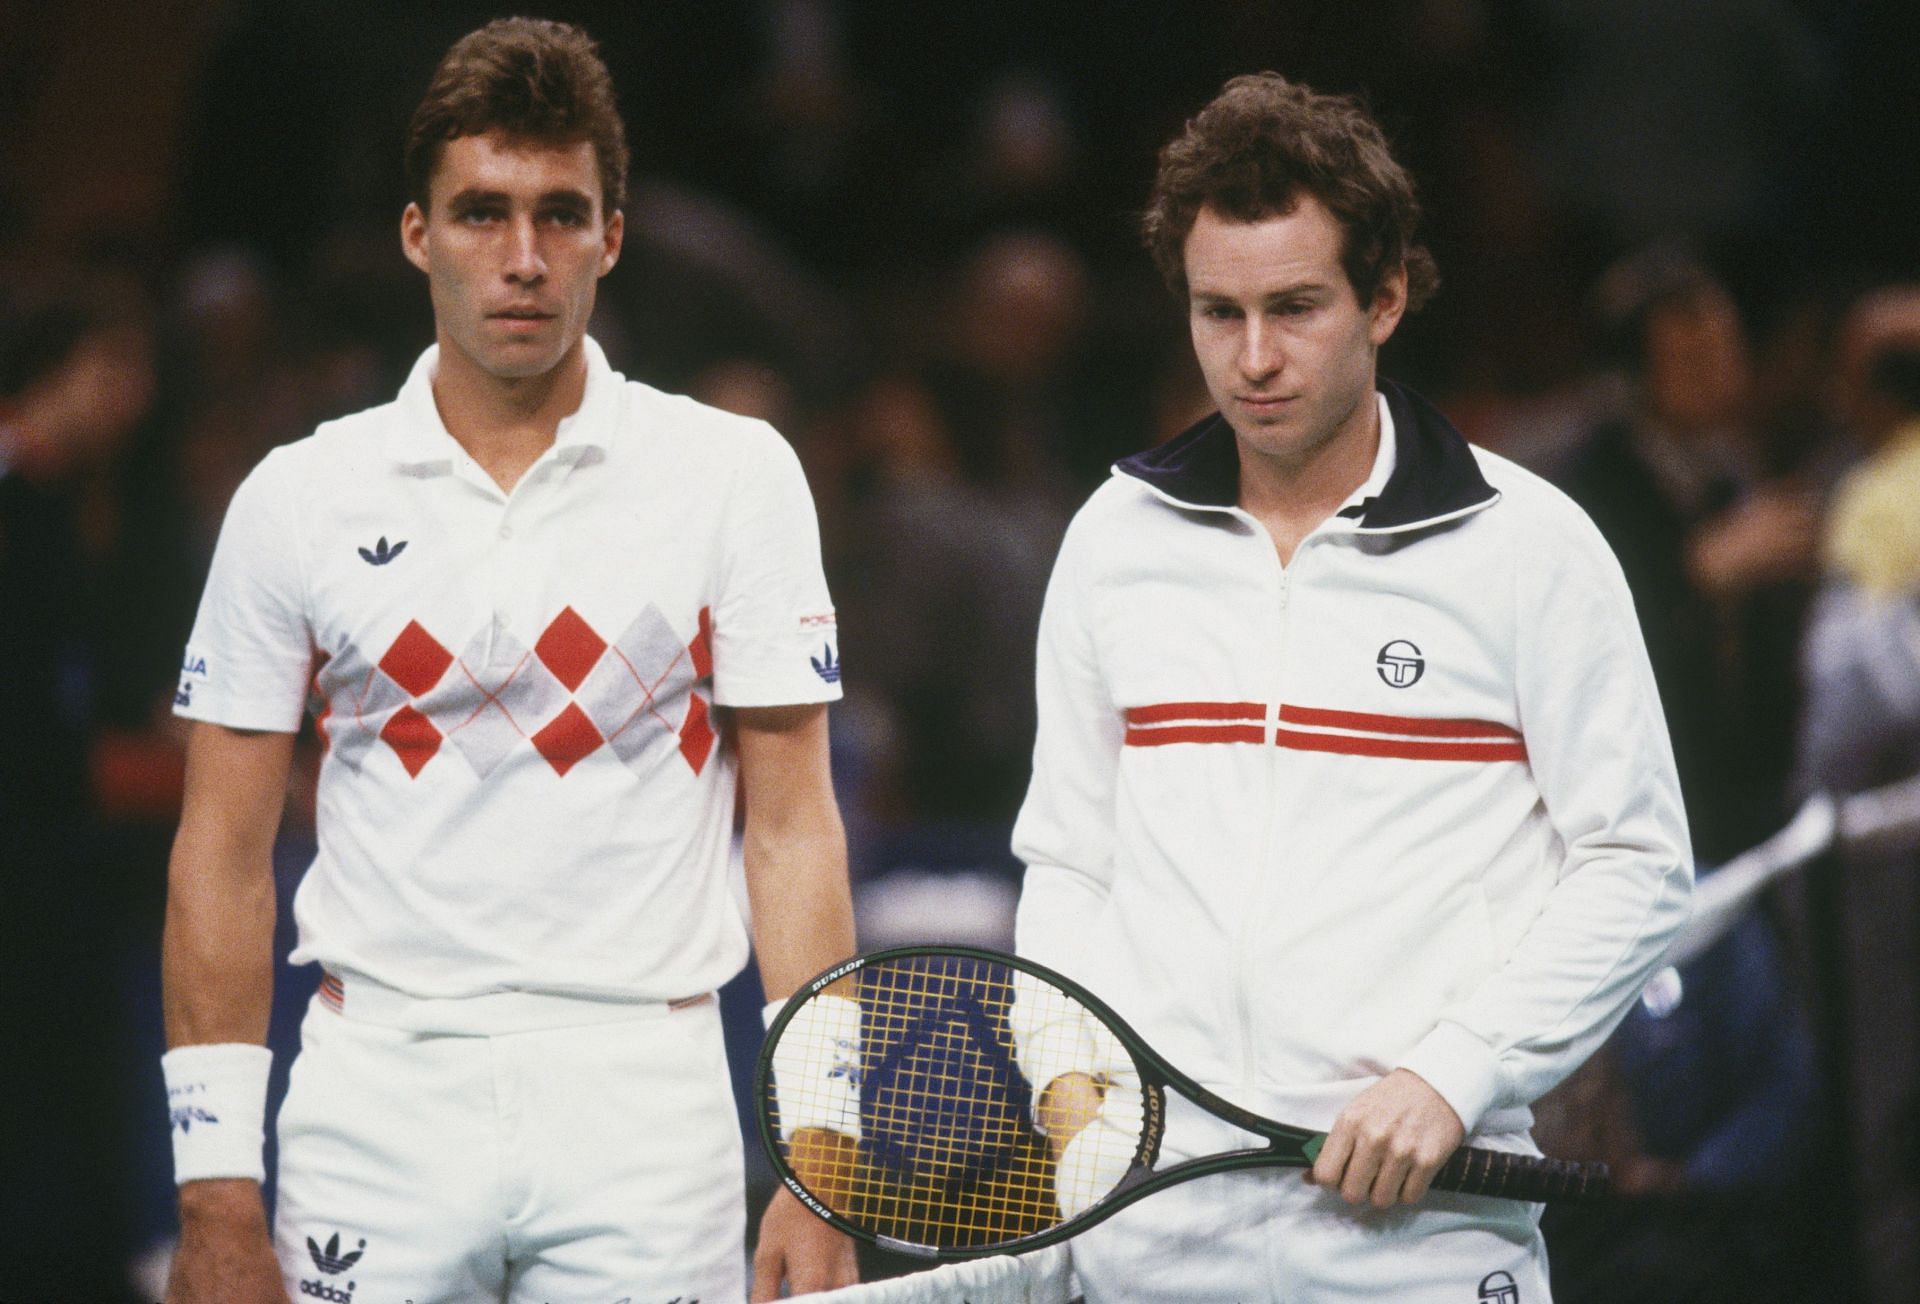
[160,20,858,1301]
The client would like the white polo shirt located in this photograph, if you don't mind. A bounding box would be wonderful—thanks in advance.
[177,338,842,1004]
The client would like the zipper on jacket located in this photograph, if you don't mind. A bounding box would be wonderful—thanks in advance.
[1237,519,1292,1101]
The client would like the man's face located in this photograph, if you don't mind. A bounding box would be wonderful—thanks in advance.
[1184,197,1404,471]
[401,131,623,383]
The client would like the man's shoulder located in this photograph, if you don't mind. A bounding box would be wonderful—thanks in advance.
[1471,444,1613,551]
[1071,470,1158,530]
[613,377,792,467]
[269,398,401,473]
[1462,444,1638,605]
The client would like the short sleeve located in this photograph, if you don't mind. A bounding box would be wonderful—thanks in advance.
[174,451,313,731]
[709,425,841,707]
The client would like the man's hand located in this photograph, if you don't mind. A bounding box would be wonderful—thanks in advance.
[165,1179,287,1304]
[751,1185,858,1300]
[1308,1069,1465,1208]
[1035,1072,1106,1161]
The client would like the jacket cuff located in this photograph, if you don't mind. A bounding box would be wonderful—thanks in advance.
[1397,1020,1502,1135]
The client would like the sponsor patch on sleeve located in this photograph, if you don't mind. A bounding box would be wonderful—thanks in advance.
[176,648,210,708]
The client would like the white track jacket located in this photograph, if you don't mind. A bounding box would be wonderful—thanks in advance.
[1013,381,1692,1139]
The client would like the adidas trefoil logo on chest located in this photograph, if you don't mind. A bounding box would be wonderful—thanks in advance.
[358,536,408,567]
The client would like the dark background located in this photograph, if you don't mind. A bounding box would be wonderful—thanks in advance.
[4,1,1920,1299]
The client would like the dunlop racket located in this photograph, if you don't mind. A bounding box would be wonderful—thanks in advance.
[756,945,1608,1260]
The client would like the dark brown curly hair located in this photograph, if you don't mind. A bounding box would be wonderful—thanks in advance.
[405,18,629,214]
[1142,73,1437,311]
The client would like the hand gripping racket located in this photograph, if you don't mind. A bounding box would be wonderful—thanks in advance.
[756,945,1608,1260]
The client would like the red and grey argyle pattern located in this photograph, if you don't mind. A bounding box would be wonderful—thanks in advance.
[314,604,716,780]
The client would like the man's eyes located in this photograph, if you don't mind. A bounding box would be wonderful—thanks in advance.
[454,207,588,226]
[1197,302,1314,320]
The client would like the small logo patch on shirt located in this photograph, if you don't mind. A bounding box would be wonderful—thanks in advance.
[1478,1270,1520,1303]
[811,643,841,684]
[358,536,407,566]
[1376,639,1425,688]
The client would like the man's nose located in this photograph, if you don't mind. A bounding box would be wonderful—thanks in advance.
[504,217,546,283]
[1239,317,1284,380]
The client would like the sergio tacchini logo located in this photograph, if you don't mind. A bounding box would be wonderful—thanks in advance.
[1376,639,1425,688]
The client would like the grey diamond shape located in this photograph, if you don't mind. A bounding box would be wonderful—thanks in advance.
[316,643,411,773]
[427,628,567,778]
[612,604,693,696]
[583,604,700,775]
[576,649,658,741]
[606,701,678,770]
[326,710,382,773]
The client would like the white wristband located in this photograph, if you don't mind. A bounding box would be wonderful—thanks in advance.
[764,994,863,1143]
[163,1043,272,1184]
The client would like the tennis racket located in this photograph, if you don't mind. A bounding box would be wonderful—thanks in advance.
[756,945,1608,1260]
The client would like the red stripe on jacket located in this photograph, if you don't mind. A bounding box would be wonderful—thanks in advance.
[1121,699,1526,761]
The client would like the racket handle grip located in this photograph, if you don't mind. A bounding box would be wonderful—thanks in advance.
[1431,1147,1611,1203]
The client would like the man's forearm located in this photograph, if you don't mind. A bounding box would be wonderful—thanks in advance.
[744,805,854,1001]
[163,724,293,1049]
[162,826,277,1049]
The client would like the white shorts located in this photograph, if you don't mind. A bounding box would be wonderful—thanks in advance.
[1069,1096,1550,1304]
[272,988,747,1304]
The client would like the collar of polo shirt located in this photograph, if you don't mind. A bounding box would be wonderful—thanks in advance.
[388,335,618,473]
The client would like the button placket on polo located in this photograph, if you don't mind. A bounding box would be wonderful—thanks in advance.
[483,458,566,666]
[484,496,525,666]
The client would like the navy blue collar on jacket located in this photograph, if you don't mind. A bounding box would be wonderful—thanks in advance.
[1114,377,1497,532]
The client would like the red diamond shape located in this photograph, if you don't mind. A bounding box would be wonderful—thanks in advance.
[679,694,715,774]
[535,606,608,692]
[531,702,604,776]
[380,705,443,777]
[689,605,713,680]
[380,621,454,697]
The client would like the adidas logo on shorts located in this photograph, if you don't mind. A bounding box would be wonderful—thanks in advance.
[299,1230,365,1303]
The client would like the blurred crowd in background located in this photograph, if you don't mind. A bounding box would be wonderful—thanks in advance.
[5,1,1920,1299]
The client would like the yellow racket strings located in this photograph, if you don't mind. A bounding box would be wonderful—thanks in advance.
[772,955,1145,1248]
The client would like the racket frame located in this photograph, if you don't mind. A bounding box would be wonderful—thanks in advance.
[756,944,1600,1261]
[757,945,1331,1259]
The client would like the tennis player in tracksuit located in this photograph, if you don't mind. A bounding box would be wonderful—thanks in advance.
[1013,75,1692,1301]
[159,20,857,1302]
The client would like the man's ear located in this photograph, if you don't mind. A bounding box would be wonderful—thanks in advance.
[401,202,430,276]
[1368,263,1408,348]
[599,207,624,277]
